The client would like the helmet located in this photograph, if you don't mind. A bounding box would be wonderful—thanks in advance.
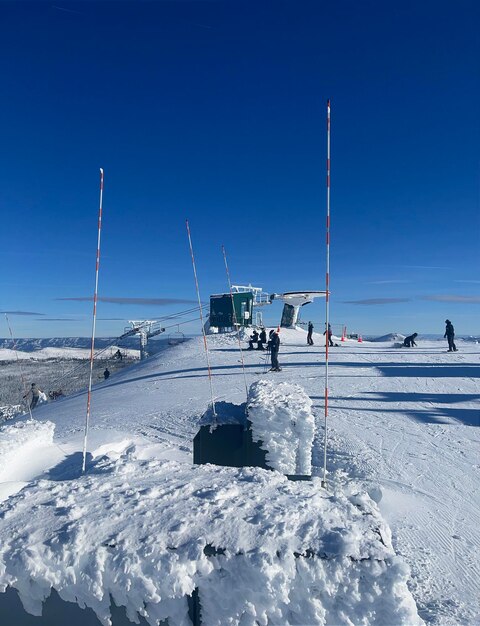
[445,319,450,323]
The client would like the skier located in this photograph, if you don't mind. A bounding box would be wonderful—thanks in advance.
[444,319,457,352]
[323,323,334,347]
[307,321,314,345]
[115,349,123,361]
[23,383,43,410]
[104,367,110,380]
[267,329,281,372]
[403,333,418,347]
[248,330,259,350]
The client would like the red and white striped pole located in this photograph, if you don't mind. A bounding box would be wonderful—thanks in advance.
[222,245,249,411]
[82,168,104,473]
[186,220,217,418]
[322,100,331,489]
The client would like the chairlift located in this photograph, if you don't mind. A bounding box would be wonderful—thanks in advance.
[168,325,185,346]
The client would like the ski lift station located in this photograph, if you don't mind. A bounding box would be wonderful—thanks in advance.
[209,285,326,331]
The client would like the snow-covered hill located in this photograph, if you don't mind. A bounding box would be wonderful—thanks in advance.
[0,327,478,625]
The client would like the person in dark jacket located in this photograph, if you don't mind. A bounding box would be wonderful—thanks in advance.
[267,329,281,371]
[104,367,110,380]
[307,321,314,345]
[257,328,267,350]
[444,320,457,352]
[248,330,259,350]
[403,333,418,347]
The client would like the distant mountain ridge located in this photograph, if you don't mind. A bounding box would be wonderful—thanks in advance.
[0,336,159,352]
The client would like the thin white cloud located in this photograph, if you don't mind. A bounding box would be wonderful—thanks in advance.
[344,298,411,305]
[367,280,411,285]
[57,297,196,306]
[1,310,45,316]
[421,295,480,303]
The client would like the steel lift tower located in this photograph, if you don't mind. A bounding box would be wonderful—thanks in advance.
[123,320,166,360]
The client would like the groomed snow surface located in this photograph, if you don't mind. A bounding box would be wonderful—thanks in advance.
[0,329,478,625]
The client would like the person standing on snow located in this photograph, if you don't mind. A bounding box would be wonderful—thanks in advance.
[267,329,281,372]
[444,320,457,352]
[23,383,43,410]
[323,323,334,347]
[307,321,314,345]
[403,333,418,347]
[104,367,110,380]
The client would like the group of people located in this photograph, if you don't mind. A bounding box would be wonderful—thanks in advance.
[247,328,268,350]
[247,327,281,371]
[23,365,113,411]
[22,320,460,412]
[307,322,334,347]
[403,320,457,351]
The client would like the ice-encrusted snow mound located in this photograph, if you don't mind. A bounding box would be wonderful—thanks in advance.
[247,379,315,475]
[0,450,422,626]
[0,420,55,478]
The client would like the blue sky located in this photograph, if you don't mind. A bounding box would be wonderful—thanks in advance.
[1,0,479,338]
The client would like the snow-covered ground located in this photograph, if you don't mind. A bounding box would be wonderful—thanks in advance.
[0,329,478,625]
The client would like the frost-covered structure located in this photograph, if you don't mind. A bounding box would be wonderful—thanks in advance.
[195,380,315,478]
[248,379,315,475]
[0,448,423,626]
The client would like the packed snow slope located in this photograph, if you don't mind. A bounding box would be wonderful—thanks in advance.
[0,329,479,625]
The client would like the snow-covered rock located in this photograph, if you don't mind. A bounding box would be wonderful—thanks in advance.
[0,451,423,626]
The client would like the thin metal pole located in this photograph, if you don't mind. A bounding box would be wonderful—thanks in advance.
[82,168,104,473]
[186,220,216,417]
[4,314,33,419]
[322,100,331,489]
[222,245,249,411]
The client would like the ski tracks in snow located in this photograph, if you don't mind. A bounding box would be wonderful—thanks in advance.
[305,342,480,625]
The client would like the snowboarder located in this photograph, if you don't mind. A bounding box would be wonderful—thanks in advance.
[267,329,281,371]
[23,383,43,410]
[248,330,259,350]
[444,320,457,352]
[307,321,314,345]
[323,323,334,347]
[115,349,123,361]
[104,367,110,380]
[403,333,418,347]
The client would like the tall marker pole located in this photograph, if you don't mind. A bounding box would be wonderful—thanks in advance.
[322,100,331,489]
[5,314,33,420]
[186,220,217,418]
[82,168,104,473]
[222,245,249,410]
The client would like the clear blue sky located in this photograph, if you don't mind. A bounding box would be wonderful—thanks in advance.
[1,0,479,338]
